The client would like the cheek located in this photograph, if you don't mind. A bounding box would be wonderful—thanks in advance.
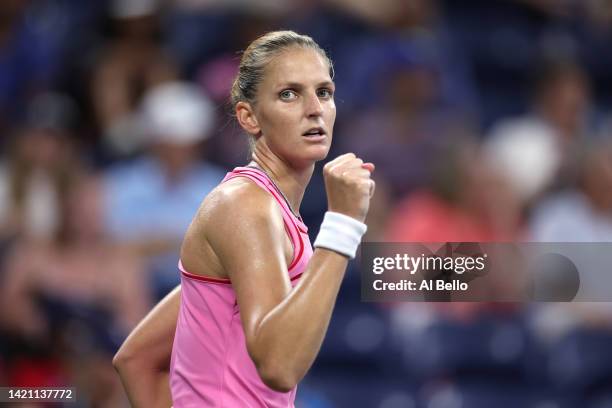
[277,113,298,131]
[260,106,295,132]
[326,103,337,127]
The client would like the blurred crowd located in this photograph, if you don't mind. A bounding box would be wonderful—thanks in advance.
[1,0,612,407]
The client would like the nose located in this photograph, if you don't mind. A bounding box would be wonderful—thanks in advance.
[305,92,323,117]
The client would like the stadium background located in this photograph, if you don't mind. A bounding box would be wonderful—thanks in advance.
[1,0,612,406]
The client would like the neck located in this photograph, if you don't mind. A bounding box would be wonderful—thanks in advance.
[249,150,314,213]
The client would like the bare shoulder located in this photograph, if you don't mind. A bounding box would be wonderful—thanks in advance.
[198,177,283,234]
[181,177,286,276]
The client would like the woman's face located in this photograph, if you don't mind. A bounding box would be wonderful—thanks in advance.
[251,47,336,168]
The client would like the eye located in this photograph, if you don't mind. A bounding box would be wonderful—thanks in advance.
[279,89,297,101]
[317,88,334,99]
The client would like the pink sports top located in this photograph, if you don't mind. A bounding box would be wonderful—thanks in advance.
[170,167,313,407]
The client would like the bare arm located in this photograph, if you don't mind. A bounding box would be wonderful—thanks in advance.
[113,285,180,408]
[207,154,374,391]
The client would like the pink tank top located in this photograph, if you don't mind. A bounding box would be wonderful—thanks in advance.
[170,167,313,407]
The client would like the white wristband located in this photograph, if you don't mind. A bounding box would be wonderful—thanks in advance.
[314,211,367,259]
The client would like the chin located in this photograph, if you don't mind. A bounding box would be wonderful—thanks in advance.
[306,144,331,161]
[289,148,329,169]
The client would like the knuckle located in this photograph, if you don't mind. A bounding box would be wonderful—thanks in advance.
[324,165,337,177]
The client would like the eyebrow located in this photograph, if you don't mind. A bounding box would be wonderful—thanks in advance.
[277,80,335,89]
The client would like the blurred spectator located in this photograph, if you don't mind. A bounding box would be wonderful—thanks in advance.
[0,93,79,242]
[335,42,474,198]
[102,81,225,294]
[332,0,477,114]
[0,176,148,406]
[330,0,477,200]
[91,0,178,155]
[530,140,612,241]
[485,59,592,204]
[1,175,150,340]
[385,142,523,242]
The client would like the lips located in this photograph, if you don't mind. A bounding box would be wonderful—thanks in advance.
[302,127,326,137]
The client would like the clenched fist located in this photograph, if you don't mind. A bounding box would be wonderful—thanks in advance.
[323,153,375,223]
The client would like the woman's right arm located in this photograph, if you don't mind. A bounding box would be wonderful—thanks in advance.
[113,285,180,408]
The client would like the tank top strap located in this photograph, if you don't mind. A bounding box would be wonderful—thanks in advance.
[222,167,306,270]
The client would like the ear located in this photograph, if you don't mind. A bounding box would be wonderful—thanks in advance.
[235,101,261,136]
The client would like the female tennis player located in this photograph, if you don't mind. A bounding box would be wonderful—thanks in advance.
[113,30,375,407]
